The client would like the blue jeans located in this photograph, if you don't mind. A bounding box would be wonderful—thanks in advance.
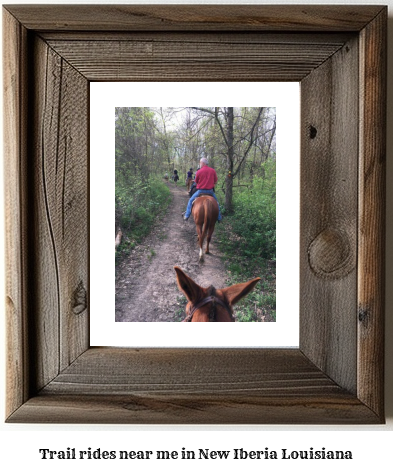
[184,189,222,221]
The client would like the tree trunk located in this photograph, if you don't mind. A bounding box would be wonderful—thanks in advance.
[160,107,172,165]
[225,107,234,212]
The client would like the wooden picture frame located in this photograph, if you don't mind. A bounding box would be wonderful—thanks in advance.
[3,5,386,424]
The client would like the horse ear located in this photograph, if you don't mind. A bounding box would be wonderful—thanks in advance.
[221,277,261,306]
[174,266,202,303]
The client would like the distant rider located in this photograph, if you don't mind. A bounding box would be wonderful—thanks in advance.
[183,157,222,222]
[186,168,193,191]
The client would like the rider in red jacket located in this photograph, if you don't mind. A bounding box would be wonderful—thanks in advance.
[183,158,222,222]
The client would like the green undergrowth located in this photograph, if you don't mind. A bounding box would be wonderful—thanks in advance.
[115,177,171,264]
[216,221,276,322]
[215,171,276,322]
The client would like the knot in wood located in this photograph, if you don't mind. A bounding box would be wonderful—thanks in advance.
[358,307,370,327]
[72,281,87,315]
[308,228,355,279]
[309,125,317,139]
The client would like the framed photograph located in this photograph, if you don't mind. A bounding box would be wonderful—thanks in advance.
[90,82,300,347]
[4,5,386,424]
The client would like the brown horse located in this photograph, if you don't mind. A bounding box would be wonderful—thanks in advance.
[174,266,260,322]
[186,177,193,191]
[191,195,219,261]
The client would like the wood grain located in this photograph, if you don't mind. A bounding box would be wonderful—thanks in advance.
[40,31,354,44]
[300,36,359,393]
[32,36,90,386]
[3,8,29,418]
[3,5,386,424]
[358,9,387,417]
[7,348,379,424]
[45,37,349,82]
[3,5,384,31]
[9,392,378,425]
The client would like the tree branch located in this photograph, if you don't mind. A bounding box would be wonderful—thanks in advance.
[191,107,229,149]
[232,107,264,177]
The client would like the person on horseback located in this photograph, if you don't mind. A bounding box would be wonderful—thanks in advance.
[173,169,179,185]
[186,168,193,191]
[183,157,222,222]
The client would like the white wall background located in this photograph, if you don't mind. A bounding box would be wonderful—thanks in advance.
[1,0,392,473]
[90,82,300,348]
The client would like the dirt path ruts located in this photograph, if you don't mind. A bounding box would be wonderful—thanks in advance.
[115,182,227,322]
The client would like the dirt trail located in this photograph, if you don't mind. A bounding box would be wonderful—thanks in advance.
[115,182,227,322]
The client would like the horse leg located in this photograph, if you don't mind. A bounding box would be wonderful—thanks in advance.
[205,224,215,254]
[206,234,210,254]
[195,224,204,261]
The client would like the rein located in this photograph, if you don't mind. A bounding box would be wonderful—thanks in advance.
[184,285,234,322]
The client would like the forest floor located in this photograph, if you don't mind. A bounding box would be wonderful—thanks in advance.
[115,181,228,322]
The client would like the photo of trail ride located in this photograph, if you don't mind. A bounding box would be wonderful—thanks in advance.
[115,107,276,322]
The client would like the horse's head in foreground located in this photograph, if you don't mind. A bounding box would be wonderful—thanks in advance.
[174,266,260,322]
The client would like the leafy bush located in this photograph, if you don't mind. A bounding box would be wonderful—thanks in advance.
[115,170,171,261]
[215,159,276,321]
[231,167,275,261]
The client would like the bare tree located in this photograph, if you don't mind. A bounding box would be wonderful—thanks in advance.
[191,107,266,212]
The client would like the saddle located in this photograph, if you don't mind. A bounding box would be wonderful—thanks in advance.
[191,194,213,209]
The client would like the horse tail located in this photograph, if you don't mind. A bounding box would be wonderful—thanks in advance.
[201,199,212,245]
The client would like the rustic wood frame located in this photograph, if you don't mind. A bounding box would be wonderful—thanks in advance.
[3,5,386,424]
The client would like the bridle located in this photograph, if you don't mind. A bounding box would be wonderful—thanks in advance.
[183,285,234,322]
